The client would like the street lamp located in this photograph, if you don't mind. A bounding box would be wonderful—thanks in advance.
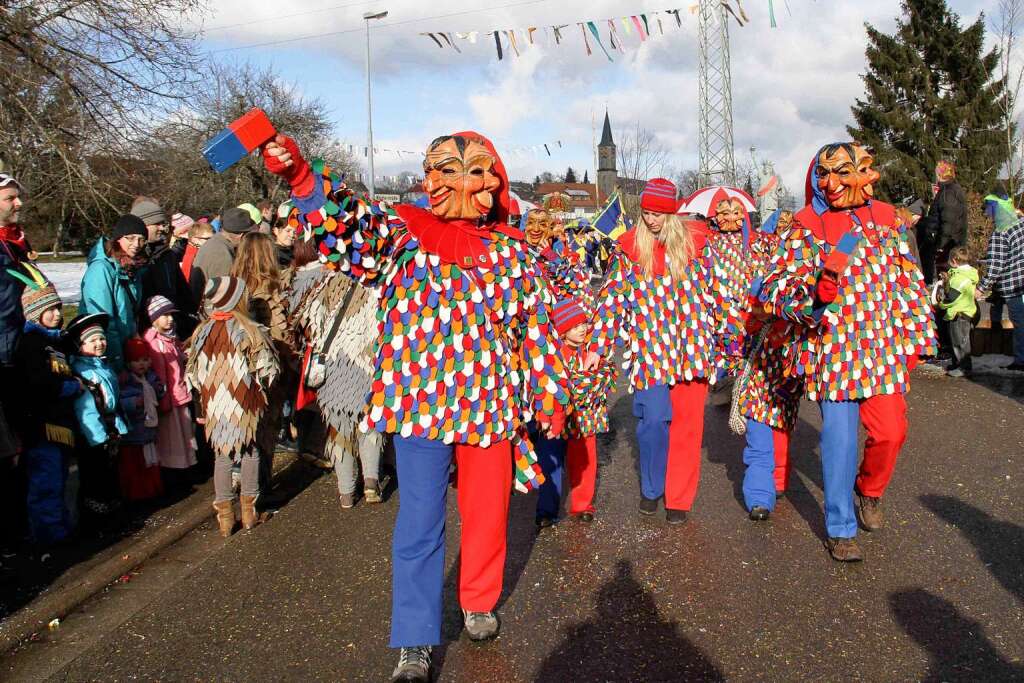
[364,9,388,199]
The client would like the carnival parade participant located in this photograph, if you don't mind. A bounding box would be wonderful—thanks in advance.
[592,178,720,524]
[760,142,935,561]
[522,207,593,306]
[261,130,569,683]
[186,276,280,537]
[535,297,616,526]
[728,209,804,520]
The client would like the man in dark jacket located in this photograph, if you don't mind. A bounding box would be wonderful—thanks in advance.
[919,160,968,284]
[0,173,29,370]
[189,207,254,307]
[133,198,198,339]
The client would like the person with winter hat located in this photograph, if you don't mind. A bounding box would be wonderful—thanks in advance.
[0,173,31,370]
[535,297,615,526]
[143,295,197,489]
[79,214,148,371]
[759,142,935,561]
[12,264,81,543]
[591,178,720,525]
[117,337,165,501]
[186,276,279,537]
[169,213,195,260]
[67,313,130,515]
[134,198,197,339]
[189,207,253,306]
[262,129,569,682]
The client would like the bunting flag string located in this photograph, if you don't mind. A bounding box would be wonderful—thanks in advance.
[344,138,567,160]
[417,5,759,62]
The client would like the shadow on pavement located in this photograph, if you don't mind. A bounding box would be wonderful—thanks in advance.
[889,588,1023,681]
[919,494,1023,603]
[534,559,724,682]
[702,402,748,512]
[779,416,830,542]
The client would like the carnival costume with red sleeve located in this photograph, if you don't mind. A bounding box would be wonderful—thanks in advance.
[759,143,935,555]
[592,179,720,514]
[264,132,569,649]
[727,209,805,515]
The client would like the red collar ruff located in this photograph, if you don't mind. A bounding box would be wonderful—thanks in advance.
[396,204,524,268]
[795,201,896,246]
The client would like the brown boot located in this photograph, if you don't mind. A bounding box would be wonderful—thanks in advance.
[827,537,864,562]
[213,500,235,538]
[240,495,259,530]
[856,492,884,531]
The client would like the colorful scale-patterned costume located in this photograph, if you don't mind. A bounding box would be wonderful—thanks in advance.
[564,350,616,438]
[286,160,570,491]
[760,201,936,401]
[186,314,280,461]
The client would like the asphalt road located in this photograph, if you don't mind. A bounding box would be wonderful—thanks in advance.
[7,369,1023,682]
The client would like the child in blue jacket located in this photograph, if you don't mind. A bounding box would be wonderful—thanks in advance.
[68,313,128,514]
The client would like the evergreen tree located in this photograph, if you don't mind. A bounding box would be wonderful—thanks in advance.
[848,0,1007,203]
[565,166,577,183]
[583,169,590,184]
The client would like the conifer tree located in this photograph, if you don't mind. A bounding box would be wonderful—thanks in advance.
[848,0,1008,202]
[565,166,577,183]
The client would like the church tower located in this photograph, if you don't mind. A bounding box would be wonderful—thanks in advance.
[597,111,617,204]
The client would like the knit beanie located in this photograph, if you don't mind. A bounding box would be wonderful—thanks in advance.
[124,337,150,362]
[131,199,167,226]
[18,264,62,322]
[66,313,109,346]
[204,276,246,313]
[551,298,589,336]
[171,212,195,237]
[221,207,255,234]
[146,295,177,321]
[112,214,148,240]
[640,178,680,214]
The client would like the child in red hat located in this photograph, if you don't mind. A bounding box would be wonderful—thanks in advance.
[117,337,165,501]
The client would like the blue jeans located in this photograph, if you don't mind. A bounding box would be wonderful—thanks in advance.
[633,384,672,500]
[741,419,777,512]
[819,401,861,539]
[1005,293,1024,363]
[534,433,567,520]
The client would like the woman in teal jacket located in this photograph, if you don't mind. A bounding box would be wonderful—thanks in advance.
[79,215,148,371]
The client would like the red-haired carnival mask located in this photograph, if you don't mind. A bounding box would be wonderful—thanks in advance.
[423,136,501,220]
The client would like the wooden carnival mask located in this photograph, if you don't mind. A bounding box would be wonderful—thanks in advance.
[777,210,794,231]
[815,143,880,210]
[524,209,555,246]
[423,136,502,221]
[714,198,746,233]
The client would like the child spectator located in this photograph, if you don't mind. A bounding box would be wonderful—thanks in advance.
[13,265,81,544]
[535,298,615,526]
[939,246,979,378]
[68,313,129,515]
[143,295,197,491]
[118,338,165,500]
[186,277,279,537]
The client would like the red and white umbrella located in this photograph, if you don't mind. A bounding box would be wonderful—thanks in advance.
[678,186,757,216]
[509,190,538,215]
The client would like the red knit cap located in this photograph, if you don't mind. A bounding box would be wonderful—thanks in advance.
[552,298,589,336]
[640,178,680,214]
[124,337,150,362]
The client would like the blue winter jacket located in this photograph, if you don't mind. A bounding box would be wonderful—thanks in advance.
[118,370,165,446]
[71,355,129,447]
[79,238,143,371]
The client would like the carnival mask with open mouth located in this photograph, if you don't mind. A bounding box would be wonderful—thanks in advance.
[776,210,794,232]
[423,135,502,220]
[815,143,880,210]
[524,210,554,246]
[714,199,746,233]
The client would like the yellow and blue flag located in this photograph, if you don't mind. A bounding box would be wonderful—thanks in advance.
[593,191,628,239]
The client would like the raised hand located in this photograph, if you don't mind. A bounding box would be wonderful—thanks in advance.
[262,134,314,196]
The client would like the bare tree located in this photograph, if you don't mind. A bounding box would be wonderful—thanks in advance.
[616,124,671,214]
[994,0,1024,197]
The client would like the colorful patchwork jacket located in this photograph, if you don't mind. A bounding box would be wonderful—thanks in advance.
[528,237,595,310]
[708,228,753,375]
[592,226,721,392]
[564,345,617,439]
[286,161,570,455]
[759,200,936,402]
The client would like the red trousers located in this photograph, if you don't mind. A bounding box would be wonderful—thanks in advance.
[566,435,598,514]
[772,428,792,493]
[856,392,908,498]
[665,381,709,510]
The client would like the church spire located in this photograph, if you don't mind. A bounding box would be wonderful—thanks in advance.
[599,110,614,147]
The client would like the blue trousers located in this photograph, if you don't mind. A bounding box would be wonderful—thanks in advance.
[633,384,672,500]
[819,401,861,539]
[742,419,777,512]
[26,442,72,545]
[535,433,567,520]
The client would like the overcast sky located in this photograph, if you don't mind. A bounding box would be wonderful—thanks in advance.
[198,0,994,193]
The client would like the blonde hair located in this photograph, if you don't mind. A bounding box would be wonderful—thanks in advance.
[634,212,695,281]
[188,221,214,240]
[231,232,281,295]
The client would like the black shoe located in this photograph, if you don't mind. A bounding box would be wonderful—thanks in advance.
[578,511,595,523]
[665,509,688,524]
[391,646,431,682]
[1005,362,1024,372]
[749,506,770,521]
[535,516,555,529]
[638,497,659,516]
